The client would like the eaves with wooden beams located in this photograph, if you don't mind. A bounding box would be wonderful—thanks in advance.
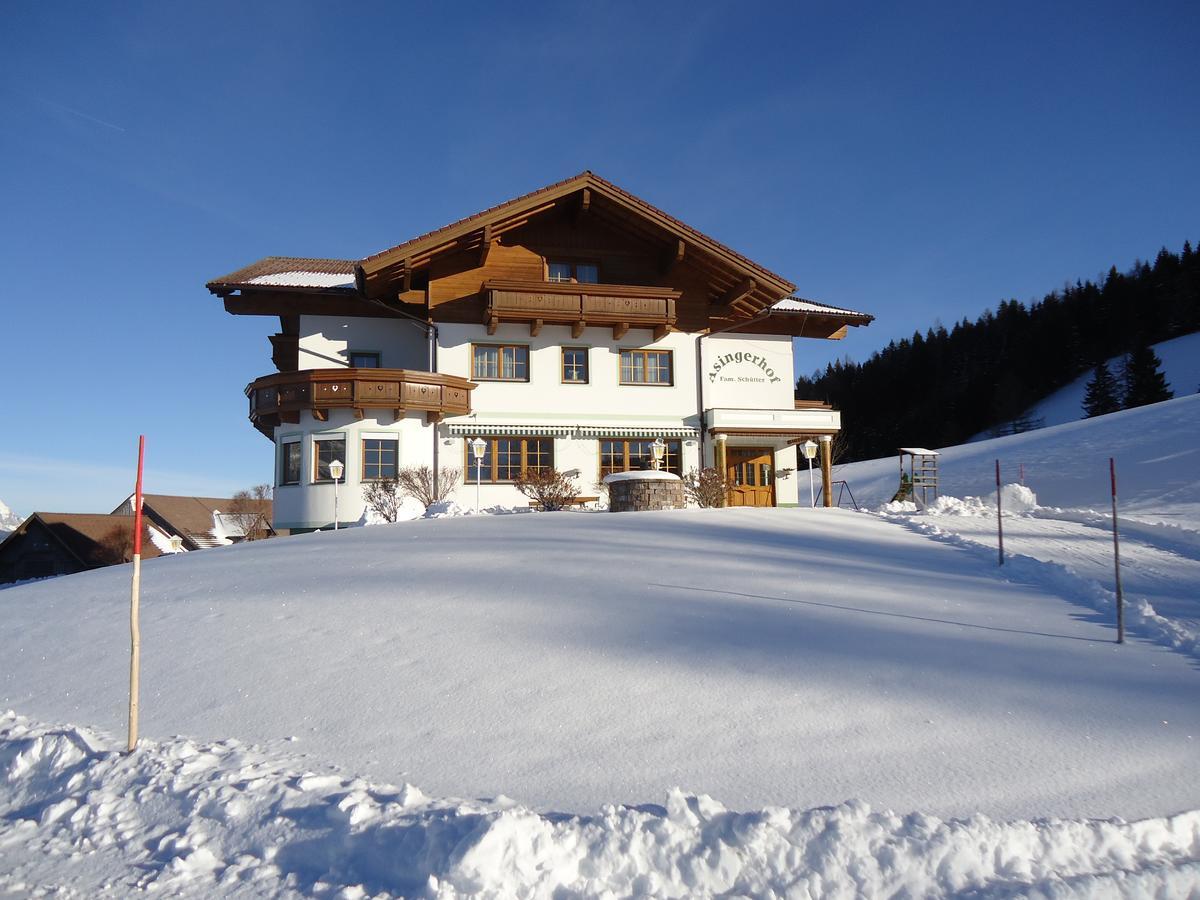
[206,171,874,338]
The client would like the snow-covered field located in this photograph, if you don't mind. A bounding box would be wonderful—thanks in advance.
[3,396,1200,896]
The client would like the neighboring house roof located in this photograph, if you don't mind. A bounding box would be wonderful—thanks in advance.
[112,494,273,550]
[207,257,356,292]
[0,513,163,569]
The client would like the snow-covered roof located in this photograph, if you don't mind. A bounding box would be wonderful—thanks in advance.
[771,296,873,321]
[246,271,356,289]
[899,447,940,456]
[206,256,357,292]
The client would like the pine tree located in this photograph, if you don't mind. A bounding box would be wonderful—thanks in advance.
[1122,345,1173,408]
[1081,362,1121,418]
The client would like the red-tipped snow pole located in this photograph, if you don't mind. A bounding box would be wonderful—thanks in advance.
[127,436,145,752]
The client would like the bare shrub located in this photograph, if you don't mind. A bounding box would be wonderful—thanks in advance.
[228,484,272,541]
[396,465,462,509]
[362,476,403,522]
[515,468,579,511]
[683,467,730,508]
[97,522,153,565]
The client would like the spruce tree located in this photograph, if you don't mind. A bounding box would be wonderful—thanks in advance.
[1081,363,1121,418]
[1122,345,1173,408]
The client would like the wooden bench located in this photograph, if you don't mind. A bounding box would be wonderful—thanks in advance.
[528,495,600,510]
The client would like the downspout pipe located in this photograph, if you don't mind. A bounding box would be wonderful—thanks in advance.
[356,288,441,495]
[695,306,777,471]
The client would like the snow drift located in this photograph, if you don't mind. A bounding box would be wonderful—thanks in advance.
[3,712,1198,899]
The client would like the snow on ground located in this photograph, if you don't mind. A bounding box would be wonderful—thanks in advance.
[5,394,1200,894]
[4,508,1198,825]
[4,712,1200,899]
[977,329,1200,437]
[839,391,1200,530]
[842,389,1200,656]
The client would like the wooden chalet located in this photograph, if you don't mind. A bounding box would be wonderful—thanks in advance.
[208,171,873,528]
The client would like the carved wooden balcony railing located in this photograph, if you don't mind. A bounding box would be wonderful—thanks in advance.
[246,368,475,437]
[483,279,679,340]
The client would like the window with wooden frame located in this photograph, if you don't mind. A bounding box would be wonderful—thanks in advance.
[619,349,673,385]
[547,260,600,284]
[280,440,302,486]
[472,344,529,381]
[312,436,347,482]
[349,351,381,368]
[361,437,398,481]
[561,347,589,384]
[599,438,683,478]
[465,437,554,483]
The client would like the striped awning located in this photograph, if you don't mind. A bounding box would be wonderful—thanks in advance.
[446,423,574,436]
[446,423,698,439]
[573,425,699,438]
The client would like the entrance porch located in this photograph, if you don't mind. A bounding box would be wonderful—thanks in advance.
[705,405,840,507]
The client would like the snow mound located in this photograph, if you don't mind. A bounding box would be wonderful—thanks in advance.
[423,500,532,518]
[878,485,1039,517]
[3,711,1198,899]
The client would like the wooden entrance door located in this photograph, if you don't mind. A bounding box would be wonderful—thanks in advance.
[726,447,776,507]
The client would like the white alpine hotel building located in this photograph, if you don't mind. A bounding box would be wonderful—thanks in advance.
[208,173,872,530]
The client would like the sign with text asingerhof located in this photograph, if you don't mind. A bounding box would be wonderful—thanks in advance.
[707,350,783,385]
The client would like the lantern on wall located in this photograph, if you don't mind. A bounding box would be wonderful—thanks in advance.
[651,437,666,471]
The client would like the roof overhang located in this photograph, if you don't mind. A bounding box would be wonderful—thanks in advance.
[721,296,874,339]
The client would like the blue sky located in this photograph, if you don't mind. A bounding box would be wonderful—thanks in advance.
[2,1,1197,515]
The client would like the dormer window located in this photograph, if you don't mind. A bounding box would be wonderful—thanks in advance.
[349,351,381,368]
[548,261,599,284]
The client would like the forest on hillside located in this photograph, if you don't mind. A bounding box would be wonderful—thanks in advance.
[797,242,1200,462]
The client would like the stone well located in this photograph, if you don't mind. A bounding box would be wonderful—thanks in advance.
[603,470,684,512]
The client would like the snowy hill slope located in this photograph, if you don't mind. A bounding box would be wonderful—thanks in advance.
[3,507,1198,823]
[840,390,1200,694]
[980,330,1200,438]
[4,479,1200,893]
[839,391,1200,528]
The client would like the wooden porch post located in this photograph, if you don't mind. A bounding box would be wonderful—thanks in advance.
[714,433,728,507]
[819,435,833,508]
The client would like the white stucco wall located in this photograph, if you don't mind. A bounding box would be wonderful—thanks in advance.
[268,319,821,521]
[272,409,435,530]
[437,323,701,428]
[297,315,429,370]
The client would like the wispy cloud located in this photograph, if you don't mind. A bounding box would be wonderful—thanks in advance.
[33,95,127,133]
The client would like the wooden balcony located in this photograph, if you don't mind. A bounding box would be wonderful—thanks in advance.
[484,279,679,340]
[246,368,475,438]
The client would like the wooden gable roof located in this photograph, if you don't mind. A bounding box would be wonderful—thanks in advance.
[206,172,874,335]
[355,171,797,317]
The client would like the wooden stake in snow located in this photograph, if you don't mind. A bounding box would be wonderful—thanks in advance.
[995,459,1004,566]
[127,435,145,753]
[1110,457,1125,644]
